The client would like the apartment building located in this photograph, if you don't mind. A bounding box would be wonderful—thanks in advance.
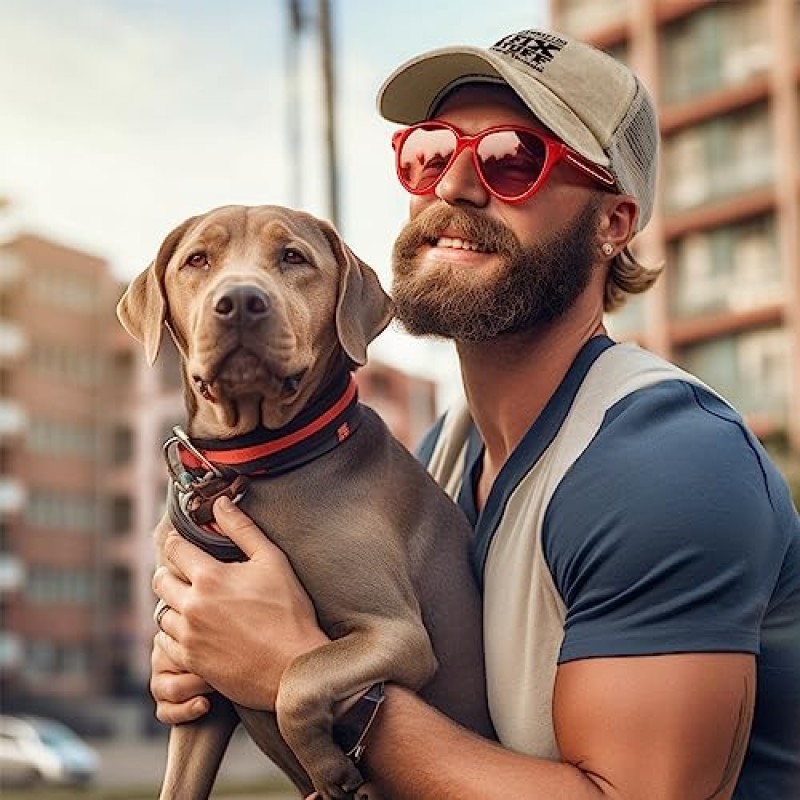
[0,234,132,713]
[550,0,799,484]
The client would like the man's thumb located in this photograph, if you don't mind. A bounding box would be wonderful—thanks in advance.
[212,496,271,559]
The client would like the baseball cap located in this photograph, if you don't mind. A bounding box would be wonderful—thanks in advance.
[377,29,659,230]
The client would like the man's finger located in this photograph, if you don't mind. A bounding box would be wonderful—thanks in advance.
[154,696,211,725]
[161,529,215,580]
[152,566,190,617]
[213,497,284,561]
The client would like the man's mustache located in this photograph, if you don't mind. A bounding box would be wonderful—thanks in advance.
[393,205,521,263]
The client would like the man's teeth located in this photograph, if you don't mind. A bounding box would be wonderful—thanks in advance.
[435,237,487,252]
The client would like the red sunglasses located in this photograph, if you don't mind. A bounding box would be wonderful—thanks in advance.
[392,121,616,204]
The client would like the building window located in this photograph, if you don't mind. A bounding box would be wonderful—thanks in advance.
[661,2,772,106]
[28,417,97,458]
[28,342,103,387]
[668,214,780,318]
[25,639,90,678]
[111,425,133,464]
[110,495,133,534]
[662,104,773,211]
[25,566,93,605]
[26,491,97,532]
[31,267,97,313]
[109,565,133,610]
[675,327,788,423]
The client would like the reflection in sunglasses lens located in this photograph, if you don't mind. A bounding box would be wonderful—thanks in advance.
[478,131,545,199]
[399,127,457,192]
[398,126,547,199]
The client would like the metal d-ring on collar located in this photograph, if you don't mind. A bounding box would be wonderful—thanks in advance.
[163,425,224,492]
[162,426,249,562]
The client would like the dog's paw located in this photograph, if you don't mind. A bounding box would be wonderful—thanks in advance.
[312,757,365,800]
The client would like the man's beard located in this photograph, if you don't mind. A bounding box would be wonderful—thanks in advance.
[391,199,601,342]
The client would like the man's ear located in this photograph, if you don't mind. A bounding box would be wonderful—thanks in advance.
[598,194,639,253]
[116,216,197,365]
[318,220,394,367]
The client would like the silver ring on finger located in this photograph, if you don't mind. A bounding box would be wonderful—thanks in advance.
[154,600,172,632]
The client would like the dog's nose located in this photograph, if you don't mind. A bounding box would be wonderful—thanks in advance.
[213,285,271,324]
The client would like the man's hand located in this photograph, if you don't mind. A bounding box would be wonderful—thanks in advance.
[151,496,329,711]
[151,635,213,724]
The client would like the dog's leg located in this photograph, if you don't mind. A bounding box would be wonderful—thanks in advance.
[278,619,436,799]
[159,693,239,800]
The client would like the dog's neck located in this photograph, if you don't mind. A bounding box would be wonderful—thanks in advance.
[175,371,361,478]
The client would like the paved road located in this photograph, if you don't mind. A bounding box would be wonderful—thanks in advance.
[91,730,297,797]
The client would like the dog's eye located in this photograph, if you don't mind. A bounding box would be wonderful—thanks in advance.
[281,248,309,267]
[185,252,210,269]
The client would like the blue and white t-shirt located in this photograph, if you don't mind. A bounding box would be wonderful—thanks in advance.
[419,336,800,798]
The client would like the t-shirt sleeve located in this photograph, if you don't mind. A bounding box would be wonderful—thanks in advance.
[544,380,784,664]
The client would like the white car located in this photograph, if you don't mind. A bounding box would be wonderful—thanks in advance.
[0,714,100,787]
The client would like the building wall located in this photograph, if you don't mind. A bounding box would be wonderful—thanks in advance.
[551,0,799,479]
[0,235,128,707]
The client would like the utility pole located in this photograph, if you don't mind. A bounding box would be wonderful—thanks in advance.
[284,0,340,226]
[318,0,340,227]
[286,0,304,209]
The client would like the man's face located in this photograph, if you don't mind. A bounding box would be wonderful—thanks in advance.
[390,85,603,342]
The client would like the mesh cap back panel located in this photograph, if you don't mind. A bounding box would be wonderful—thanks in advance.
[607,79,659,230]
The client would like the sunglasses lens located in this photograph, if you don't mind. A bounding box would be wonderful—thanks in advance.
[397,126,457,192]
[395,126,550,200]
[476,130,546,199]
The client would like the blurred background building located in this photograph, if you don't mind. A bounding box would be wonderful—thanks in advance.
[1,0,798,734]
[551,0,799,481]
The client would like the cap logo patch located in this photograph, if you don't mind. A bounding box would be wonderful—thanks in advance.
[491,31,567,73]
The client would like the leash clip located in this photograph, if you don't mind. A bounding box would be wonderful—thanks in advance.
[163,425,225,492]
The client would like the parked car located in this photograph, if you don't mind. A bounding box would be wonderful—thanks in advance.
[0,714,100,787]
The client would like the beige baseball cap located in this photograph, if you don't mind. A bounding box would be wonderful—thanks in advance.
[377,29,659,230]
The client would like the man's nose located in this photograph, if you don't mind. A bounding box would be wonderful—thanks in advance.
[434,149,490,208]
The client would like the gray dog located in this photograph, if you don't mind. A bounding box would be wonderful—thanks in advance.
[117,205,493,799]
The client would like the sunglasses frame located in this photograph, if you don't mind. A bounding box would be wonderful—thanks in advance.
[392,121,617,204]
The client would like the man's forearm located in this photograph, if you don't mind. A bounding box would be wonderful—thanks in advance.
[361,687,609,799]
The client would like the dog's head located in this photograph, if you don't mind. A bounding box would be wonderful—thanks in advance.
[117,205,394,434]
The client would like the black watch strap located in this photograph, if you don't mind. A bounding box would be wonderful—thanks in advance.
[332,682,385,763]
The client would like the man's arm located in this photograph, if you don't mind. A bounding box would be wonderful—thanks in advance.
[362,653,754,800]
[152,500,754,798]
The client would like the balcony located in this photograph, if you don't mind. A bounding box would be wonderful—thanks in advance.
[661,102,774,215]
[0,478,26,514]
[0,631,23,671]
[660,2,773,108]
[0,321,27,364]
[668,214,782,320]
[0,553,25,593]
[0,399,27,439]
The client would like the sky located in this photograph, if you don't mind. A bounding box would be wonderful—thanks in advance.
[0,0,547,399]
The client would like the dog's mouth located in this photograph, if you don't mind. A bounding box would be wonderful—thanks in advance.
[192,349,308,402]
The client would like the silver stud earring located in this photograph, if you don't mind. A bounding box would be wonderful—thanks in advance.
[601,243,614,256]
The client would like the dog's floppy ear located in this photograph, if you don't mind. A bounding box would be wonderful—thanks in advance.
[320,221,394,366]
[116,217,196,365]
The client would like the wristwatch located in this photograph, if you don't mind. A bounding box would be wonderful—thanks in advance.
[332,682,385,763]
